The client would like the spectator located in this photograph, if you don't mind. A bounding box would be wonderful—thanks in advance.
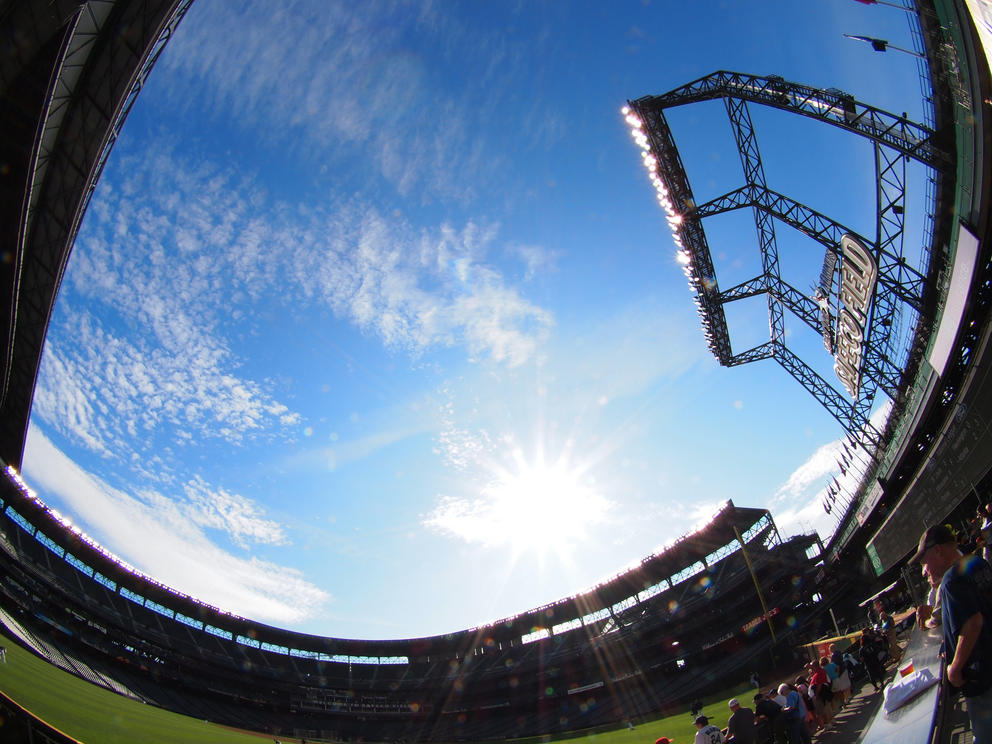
[753,691,787,744]
[842,651,861,679]
[792,677,814,727]
[821,653,839,683]
[858,629,885,691]
[724,698,755,744]
[827,644,852,707]
[868,598,885,628]
[777,684,812,744]
[978,504,992,562]
[809,657,834,725]
[878,611,902,662]
[694,715,725,744]
[913,524,992,742]
[918,563,943,630]
[770,687,788,708]
[960,527,973,553]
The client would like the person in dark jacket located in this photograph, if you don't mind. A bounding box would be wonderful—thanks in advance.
[858,629,885,691]
[724,698,755,744]
[753,692,787,744]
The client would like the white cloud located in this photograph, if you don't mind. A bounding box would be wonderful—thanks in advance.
[22,426,326,625]
[297,212,553,365]
[773,440,841,502]
[434,422,493,472]
[38,140,552,470]
[157,0,512,205]
[769,438,849,542]
[451,279,553,366]
[771,403,892,542]
[30,341,111,457]
[182,475,287,549]
[35,307,295,461]
[509,243,559,282]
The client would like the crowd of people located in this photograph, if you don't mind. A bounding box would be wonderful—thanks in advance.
[651,632,896,744]
[650,508,992,744]
[654,595,919,742]
[656,642,863,744]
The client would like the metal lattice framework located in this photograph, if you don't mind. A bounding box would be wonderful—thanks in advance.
[625,70,952,443]
[0,0,193,468]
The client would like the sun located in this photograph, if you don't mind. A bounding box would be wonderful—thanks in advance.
[423,439,615,562]
[480,449,611,558]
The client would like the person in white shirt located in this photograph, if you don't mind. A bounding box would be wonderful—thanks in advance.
[694,715,725,744]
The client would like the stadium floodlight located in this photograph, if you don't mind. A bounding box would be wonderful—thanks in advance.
[623,70,949,443]
[6,464,38,500]
[622,105,687,252]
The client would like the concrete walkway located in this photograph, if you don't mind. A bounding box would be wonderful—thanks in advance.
[810,677,884,743]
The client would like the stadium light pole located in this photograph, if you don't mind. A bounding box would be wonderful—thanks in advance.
[734,525,777,643]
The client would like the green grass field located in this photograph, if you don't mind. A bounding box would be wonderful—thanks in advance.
[0,631,754,744]
[0,632,298,744]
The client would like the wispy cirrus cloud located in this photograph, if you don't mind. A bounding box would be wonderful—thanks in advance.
[36,139,552,464]
[509,243,560,282]
[35,301,297,462]
[182,475,287,549]
[22,426,325,625]
[157,0,556,206]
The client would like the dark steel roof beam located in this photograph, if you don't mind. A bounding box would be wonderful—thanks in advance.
[635,70,949,168]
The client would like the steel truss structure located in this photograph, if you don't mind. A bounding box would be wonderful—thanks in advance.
[0,0,193,468]
[625,70,952,443]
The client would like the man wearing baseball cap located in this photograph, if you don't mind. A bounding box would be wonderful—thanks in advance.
[912,523,992,741]
[692,715,725,744]
[723,698,755,744]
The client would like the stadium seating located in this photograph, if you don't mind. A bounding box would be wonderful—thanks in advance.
[0,468,820,740]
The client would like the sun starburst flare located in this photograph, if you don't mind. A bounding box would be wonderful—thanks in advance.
[424,445,613,561]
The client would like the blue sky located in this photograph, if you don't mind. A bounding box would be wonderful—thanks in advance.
[23,0,926,639]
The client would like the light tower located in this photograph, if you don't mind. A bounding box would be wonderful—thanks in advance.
[623,71,952,447]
